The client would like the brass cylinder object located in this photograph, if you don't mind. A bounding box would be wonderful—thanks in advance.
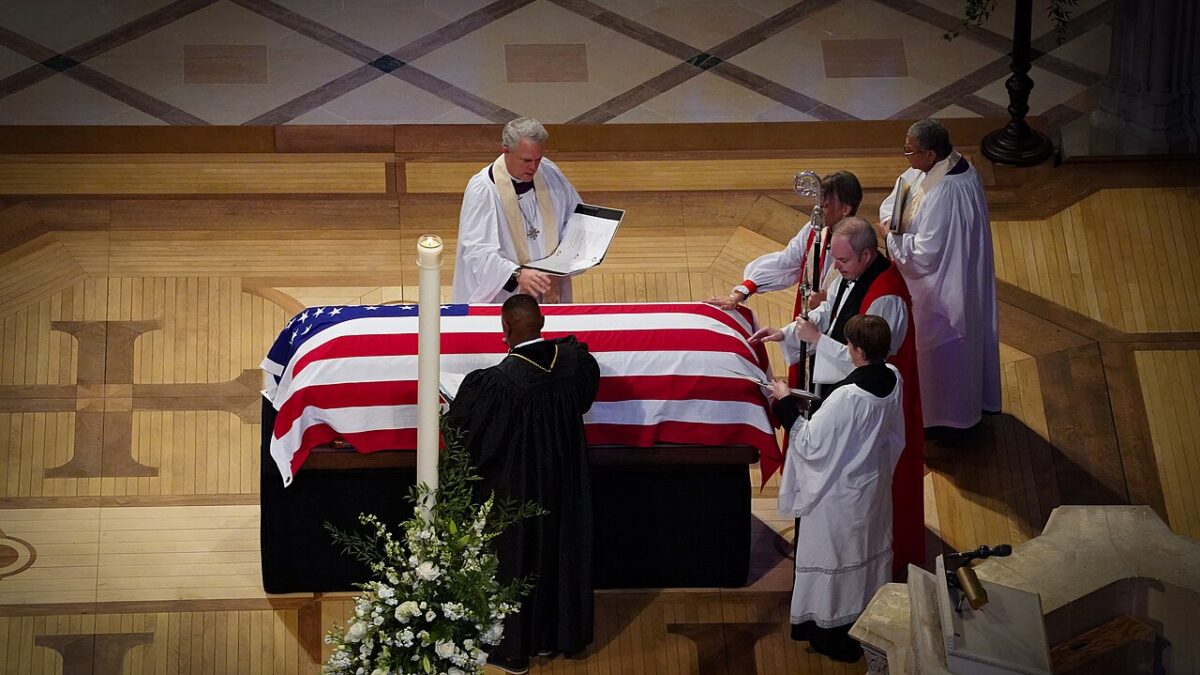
[955,565,989,610]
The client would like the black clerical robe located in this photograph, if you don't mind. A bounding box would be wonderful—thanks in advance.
[446,336,601,660]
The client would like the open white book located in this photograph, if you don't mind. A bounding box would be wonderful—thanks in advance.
[523,203,624,276]
[439,372,466,402]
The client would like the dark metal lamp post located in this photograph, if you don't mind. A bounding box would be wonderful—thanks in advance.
[980,0,1055,166]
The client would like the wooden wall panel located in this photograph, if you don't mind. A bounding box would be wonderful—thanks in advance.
[0,127,274,154]
[0,155,390,195]
[110,198,399,231]
[404,157,914,194]
[102,231,406,279]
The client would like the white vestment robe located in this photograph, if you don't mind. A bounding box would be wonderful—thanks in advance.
[880,160,1001,428]
[452,158,582,303]
[779,364,905,627]
[740,220,837,295]
[781,273,908,385]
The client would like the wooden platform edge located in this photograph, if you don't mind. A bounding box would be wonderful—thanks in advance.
[0,119,1017,155]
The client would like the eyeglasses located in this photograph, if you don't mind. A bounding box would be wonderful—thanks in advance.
[903,147,928,156]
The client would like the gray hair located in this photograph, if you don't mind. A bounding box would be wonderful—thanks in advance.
[907,118,953,159]
[832,216,877,253]
[502,117,548,149]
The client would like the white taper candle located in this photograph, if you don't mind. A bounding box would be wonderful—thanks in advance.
[415,234,443,517]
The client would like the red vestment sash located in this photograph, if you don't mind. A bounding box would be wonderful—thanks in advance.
[786,227,821,388]
[861,262,925,579]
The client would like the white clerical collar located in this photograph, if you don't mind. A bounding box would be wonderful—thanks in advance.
[511,337,545,349]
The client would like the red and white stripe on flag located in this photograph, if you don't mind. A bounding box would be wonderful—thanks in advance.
[262,302,782,486]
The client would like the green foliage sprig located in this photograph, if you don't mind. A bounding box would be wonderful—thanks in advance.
[945,0,1081,43]
[322,419,545,675]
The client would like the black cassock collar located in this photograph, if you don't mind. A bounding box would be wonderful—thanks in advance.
[824,362,896,400]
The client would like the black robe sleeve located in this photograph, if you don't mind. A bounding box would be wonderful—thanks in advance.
[441,335,599,659]
[772,396,802,431]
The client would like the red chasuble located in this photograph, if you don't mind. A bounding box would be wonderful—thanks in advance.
[861,262,924,579]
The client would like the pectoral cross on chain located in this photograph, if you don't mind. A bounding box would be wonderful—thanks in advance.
[519,199,540,239]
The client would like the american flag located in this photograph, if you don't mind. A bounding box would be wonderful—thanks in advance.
[262,302,782,486]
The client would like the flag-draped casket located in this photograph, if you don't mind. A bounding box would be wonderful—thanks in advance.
[261,302,783,486]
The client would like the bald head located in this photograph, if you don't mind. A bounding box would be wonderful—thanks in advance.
[501,293,544,345]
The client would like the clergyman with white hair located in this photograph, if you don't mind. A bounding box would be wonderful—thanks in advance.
[452,117,583,304]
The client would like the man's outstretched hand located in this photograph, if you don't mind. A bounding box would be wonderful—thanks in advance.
[704,291,745,311]
[749,326,783,344]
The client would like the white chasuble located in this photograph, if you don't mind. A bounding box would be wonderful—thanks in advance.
[779,365,905,627]
[452,157,582,304]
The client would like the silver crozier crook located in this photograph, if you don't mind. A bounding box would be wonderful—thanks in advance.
[793,170,824,320]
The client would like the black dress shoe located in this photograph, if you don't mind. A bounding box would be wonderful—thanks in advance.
[486,654,530,674]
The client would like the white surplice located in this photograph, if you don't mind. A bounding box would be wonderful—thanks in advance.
[779,364,905,627]
[740,220,837,295]
[880,159,1001,428]
[780,273,908,386]
[452,158,582,303]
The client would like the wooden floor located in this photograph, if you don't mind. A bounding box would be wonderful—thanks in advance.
[1,125,1198,674]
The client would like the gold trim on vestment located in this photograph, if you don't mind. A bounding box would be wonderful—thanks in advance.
[507,344,559,373]
[898,150,962,234]
[491,155,559,264]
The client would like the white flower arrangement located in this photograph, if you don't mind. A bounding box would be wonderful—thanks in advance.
[323,422,543,675]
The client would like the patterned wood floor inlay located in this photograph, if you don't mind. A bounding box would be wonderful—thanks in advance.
[1,610,316,675]
[992,187,1200,334]
[0,145,1197,673]
[1135,350,1200,541]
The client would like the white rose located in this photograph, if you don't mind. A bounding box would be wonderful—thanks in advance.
[425,610,436,622]
[449,668,466,675]
[435,640,456,659]
[394,600,419,623]
[345,621,368,643]
[415,561,441,581]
